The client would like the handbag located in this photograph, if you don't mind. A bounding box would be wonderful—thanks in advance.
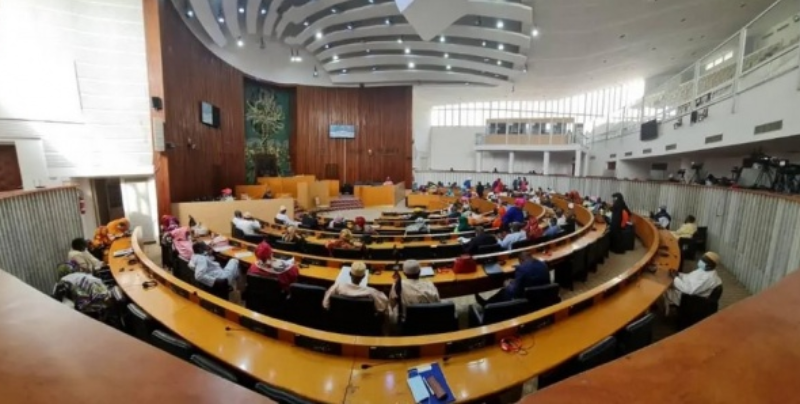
[454,254,477,274]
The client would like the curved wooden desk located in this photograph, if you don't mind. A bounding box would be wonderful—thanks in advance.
[111,212,676,403]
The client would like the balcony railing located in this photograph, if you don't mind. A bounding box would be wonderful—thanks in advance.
[475,132,589,147]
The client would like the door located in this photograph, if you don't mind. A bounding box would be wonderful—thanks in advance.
[0,145,23,191]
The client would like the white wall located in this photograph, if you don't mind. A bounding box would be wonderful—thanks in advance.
[413,89,433,170]
[0,0,153,180]
[588,69,800,177]
[121,177,159,243]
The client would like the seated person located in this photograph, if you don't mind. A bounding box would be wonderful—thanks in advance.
[220,188,234,201]
[248,242,298,292]
[463,226,498,255]
[231,210,244,229]
[68,237,105,273]
[160,215,180,234]
[525,216,545,240]
[105,218,130,241]
[262,189,274,199]
[405,217,428,234]
[664,251,722,314]
[492,202,507,229]
[300,212,319,229]
[189,242,240,289]
[171,227,194,261]
[383,176,394,186]
[475,252,549,306]
[275,206,300,226]
[543,218,562,238]
[328,215,346,230]
[555,209,567,226]
[454,215,473,233]
[501,199,525,230]
[235,212,262,236]
[326,229,360,251]
[352,216,368,233]
[561,214,577,234]
[652,205,672,228]
[409,207,426,221]
[322,261,388,313]
[54,270,112,313]
[499,223,527,250]
[282,225,304,243]
[389,260,440,323]
[672,215,698,239]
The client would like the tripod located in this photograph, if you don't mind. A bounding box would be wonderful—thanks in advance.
[752,167,774,190]
[687,168,702,184]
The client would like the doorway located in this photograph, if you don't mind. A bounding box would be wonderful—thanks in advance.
[0,145,23,191]
[91,178,124,226]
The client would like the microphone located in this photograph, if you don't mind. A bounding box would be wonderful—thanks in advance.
[360,362,396,370]
[224,326,247,332]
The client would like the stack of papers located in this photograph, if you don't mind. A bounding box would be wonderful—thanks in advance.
[420,266,435,277]
[457,237,471,244]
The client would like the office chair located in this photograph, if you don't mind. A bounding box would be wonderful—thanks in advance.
[254,382,308,404]
[538,336,618,389]
[273,240,298,253]
[328,295,382,336]
[524,284,561,311]
[190,354,238,383]
[231,225,245,239]
[174,258,195,286]
[199,278,230,300]
[468,299,530,327]
[510,238,536,250]
[586,241,600,273]
[553,260,574,291]
[402,302,459,336]
[677,285,722,330]
[331,247,364,260]
[617,312,655,355]
[571,245,589,283]
[243,275,287,318]
[286,283,328,330]
[150,330,193,361]
[126,303,156,341]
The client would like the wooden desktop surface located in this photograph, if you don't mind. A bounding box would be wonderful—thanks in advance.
[0,269,271,404]
[110,217,675,403]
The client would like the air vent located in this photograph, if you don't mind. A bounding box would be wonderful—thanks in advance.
[754,120,783,135]
[705,134,723,144]
[643,148,652,154]
[609,153,617,158]
[651,163,668,171]
[624,151,633,157]
[666,144,677,151]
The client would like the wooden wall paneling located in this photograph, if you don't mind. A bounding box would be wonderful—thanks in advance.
[159,2,245,203]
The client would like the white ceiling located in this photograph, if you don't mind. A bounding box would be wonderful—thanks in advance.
[175,0,779,103]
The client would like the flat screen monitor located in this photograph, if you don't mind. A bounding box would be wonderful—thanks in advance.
[200,102,220,128]
[330,124,355,139]
[640,119,658,141]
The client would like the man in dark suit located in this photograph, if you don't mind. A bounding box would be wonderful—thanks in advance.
[463,226,497,255]
[475,252,550,306]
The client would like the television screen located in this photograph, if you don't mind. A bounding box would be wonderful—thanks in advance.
[200,102,220,128]
[330,124,355,139]
[641,119,658,141]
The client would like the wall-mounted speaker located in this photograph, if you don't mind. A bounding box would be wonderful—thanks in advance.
[151,96,163,111]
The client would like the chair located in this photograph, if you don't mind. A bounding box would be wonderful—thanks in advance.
[200,278,230,300]
[273,240,298,253]
[586,241,600,273]
[328,295,382,336]
[231,224,245,239]
[160,243,174,269]
[402,302,458,336]
[678,238,697,270]
[401,245,435,260]
[331,247,364,260]
[571,245,588,283]
[468,299,530,327]
[677,285,722,330]
[524,284,561,311]
[190,354,238,383]
[693,226,708,252]
[126,303,155,341]
[553,260,574,291]
[174,258,195,286]
[243,234,266,244]
[286,283,328,330]
[243,275,286,318]
[150,330,193,361]
[302,242,329,257]
[617,312,655,355]
[510,238,536,250]
[430,243,464,259]
[254,382,308,404]
[538,336,619,389]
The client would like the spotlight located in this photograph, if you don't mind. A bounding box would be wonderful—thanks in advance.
[446,65,451,70]
[397,37,403,43]
[372,66,377,71]
[237,37,244,47]
[218,15,225,23]
[347,24,353,30]
[482,41,486,47]
[186,9,194,18]
[238,7,245,14]
[261,8,266,15]
[366,48,370,53]
[444,53,449,58]
[408,62,415,68]
[304,21,309,26]
[315,32,323,39]
[496,20,504,29]
[498,44,504,50]
[532,28,539,37]
[324,44,329,49]
[440,36,445,43]
[332,55,339,60]
[342,69,347,73]
[331,8,337,13]
[496,60,501,65]
[405,48,410,54]
[385,18,391,25]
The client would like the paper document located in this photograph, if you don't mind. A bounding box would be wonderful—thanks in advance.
[338,266,369,286]
[234,251,254,259]
[458,237,471,244]
[420,266,435,277]
[407,375,430,403]
[112,248,133,257]
[213,245,233,253]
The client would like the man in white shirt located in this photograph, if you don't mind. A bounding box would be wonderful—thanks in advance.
[322,261,388,313]
[556,210,567,226]
[275,205,300,226]
[68,238,105,273]
[653,205,672,229]
[234,212,262,236]
[389,260,440,322]
[499,223,527,250]
[190,243,240,288]
[232,210,244,229]
[664,251,723,314]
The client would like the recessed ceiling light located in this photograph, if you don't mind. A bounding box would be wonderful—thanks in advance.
[496,60,501,65]
[372,66,377,71]
[316,32,323,39]
[440,36,445,43]
[260,8,266,15]
[408,62,415,68]
[498,44,504,50]
[385,18,391,25]
[238,7,245,14]
[347,24,353,30]
[496,20,504,29]
[237,38,244,47]
[324,44,329,49]
[405,47,410,54]
[446,65,451,70]
[218,16,225,23]
[482,41,486,47]
[342,69,347,73]
[397,38,403,43]
[532,28,539,37]
[331,8,337,13]
[483,58,489,62]
[366,48,370,53]
[304,21,309,26]
[332,55,339,60]
[186,9,194,18]
[369,0,374,3]
[444,53,449,58]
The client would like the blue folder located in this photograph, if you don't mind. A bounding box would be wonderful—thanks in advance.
[407,363,455,404]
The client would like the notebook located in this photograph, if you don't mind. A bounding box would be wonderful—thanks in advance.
[483,263,503,276]
[234,251,254,259]
[419,266,435,277]
[212,245,233,253]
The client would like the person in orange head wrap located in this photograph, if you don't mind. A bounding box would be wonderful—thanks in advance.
[247,242,299,292]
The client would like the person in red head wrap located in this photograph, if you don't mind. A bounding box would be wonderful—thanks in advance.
[247,242,299,292]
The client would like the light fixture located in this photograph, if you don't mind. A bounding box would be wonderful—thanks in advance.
[315,32,323,39]
[313,66,318,77]
[238,7,245,14]
[324,44,329,49]
[342,69,347,73]
[408,62,415,68]
[397,37,403,43]
[532,28,539,37]
[483,58,489,62]
[440,36,445,43]
[369,0,374,3]
[496,60,501,65]
[496,20,504,29]
[405,47,410,54]
[498,44,504,50]
[186,8,194,18]
[465,82,470,85]
[522,64,528,73]
[218,15,225,23]
[331,8,337,13]
[366,48,371,53]
[475,17,482,26]
[444,53,449,58]
[385,18,391,25]
[372,66,377,71]
[304,21,309,26]
[482,41,486,47]
[494,74,499,77]
[332,55,339,60]
[237,37,244,47]
[347,24,353,30]
[260,8,266,15]
[446,65,451,70]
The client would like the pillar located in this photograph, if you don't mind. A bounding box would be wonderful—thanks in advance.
[574,150,582,177]
[475,152,482,172]
[583,151,590,177]
[543,151,550,175]
[508,151,515,174]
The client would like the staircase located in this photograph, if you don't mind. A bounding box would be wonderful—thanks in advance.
[294,195,364,216]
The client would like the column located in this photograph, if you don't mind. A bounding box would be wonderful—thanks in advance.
[475,152,482,172]
[508,151,515,174]
[574,150,582,177]
[543,151,550,175]
[583,151,590,177]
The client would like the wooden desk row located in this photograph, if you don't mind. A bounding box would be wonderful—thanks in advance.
[111,212,674,402]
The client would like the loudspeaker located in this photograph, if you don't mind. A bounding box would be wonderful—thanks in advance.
[151,96,163,111]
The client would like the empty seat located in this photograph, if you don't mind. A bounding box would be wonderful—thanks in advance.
[273,240,298,253]
[586,241,600,273]
[677,284,723,330]
[468,299,530,327]
[199,278,230,300]
[553,260,574,291]
[254,382,308,404]
[476,243,503,256]
[329,295,382,336]
[286,284,328,329]
[302,242,329,257]
[150,330,193,361]
[126,303,155,341]
[189,354,238,383]
[538,336,619,388]
[571,245,588,283]
[617,312,655,355]
[174,258,195,286]
[243,275,286,318]
[510,238,536,250]
[400,245,435,260]
[524,284,561,311]
[402,302,458,336]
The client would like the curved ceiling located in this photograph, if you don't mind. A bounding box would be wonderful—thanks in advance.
[175,0,777,102]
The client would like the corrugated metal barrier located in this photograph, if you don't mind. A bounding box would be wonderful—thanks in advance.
[414,171,800,294]
[0,187,83,294]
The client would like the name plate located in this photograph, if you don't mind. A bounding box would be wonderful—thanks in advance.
[368,346,420,360]
[568,299,594,316]
[517,314,555,335]
[445,334,494,355]
[295,335,342,356]
[199,299,226,317]
[239,316,278,338]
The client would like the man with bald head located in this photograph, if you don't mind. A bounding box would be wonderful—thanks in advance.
[389,259,440,322]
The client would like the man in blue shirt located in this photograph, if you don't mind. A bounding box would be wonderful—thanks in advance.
[543,218,562,238]
[498,223,527,250]
[475,252,550,306]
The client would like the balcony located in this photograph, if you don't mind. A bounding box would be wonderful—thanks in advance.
[475,118,589,151]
